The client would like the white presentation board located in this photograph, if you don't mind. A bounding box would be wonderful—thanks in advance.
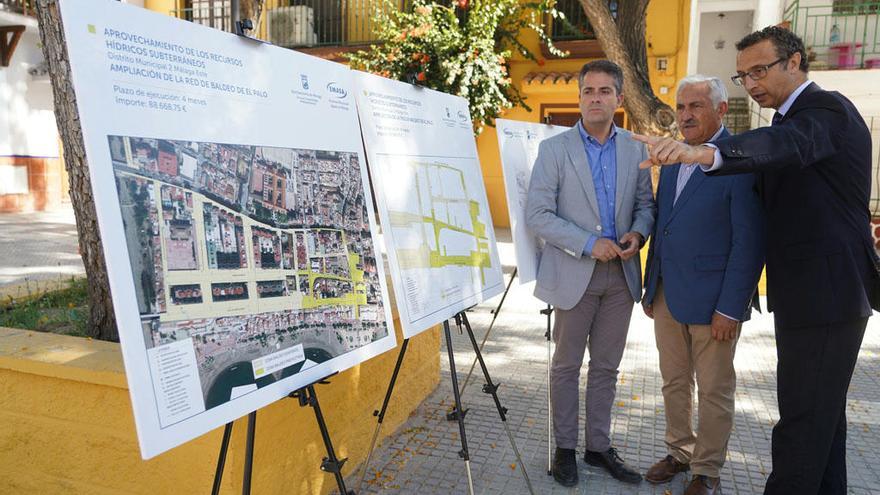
[354,71,504,338]
[495,119,569,284]
[58,0,395,458]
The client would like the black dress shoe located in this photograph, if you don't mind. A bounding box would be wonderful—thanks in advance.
[552,447,579,487]
[583,447,643,484]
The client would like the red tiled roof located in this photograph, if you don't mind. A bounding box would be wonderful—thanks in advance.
[522,71,578,84]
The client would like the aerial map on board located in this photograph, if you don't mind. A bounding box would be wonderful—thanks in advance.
[109,136,387,411]
[59,0,394,458]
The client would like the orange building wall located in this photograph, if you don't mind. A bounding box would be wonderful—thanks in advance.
[479,0,692,227]
[0,156,65,213]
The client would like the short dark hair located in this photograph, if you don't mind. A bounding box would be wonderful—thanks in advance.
[578,60,624,94]
[735,25,809,72]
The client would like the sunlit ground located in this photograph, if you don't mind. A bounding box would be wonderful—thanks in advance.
[1,209,876,494]
[0,207,84,288]
[353,229,880,495]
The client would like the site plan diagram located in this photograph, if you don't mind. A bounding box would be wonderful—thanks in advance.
[354,71,504,337]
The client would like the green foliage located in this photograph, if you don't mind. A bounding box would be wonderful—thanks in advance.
[0,278,89,337]
[348,0,566,133]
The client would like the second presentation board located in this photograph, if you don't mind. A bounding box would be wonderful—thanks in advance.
[354,71,505,338]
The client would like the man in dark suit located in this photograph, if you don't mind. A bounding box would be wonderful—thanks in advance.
[634,26,875,495]
[642,75,765,495]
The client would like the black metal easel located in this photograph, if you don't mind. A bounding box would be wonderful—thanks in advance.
[211,377,353,495]
[357,310,534,495]
[456,267,517,396]
[448,267,555,478]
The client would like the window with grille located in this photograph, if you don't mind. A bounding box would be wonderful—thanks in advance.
[551,0,618,42]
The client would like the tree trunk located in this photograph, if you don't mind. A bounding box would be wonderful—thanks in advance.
[240,0,264,35]
[36,0,118,341]
[578,0,675,136]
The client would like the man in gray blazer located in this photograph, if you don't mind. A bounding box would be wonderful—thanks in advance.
[526,60,656,488]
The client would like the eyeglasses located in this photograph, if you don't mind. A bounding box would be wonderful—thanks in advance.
[730,58,787,86]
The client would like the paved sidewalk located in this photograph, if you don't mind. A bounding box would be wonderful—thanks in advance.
[0,206,84,300]
[352,233,880,495]
[2,209,877,494]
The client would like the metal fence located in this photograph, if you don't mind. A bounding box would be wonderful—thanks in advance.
[0,0,36,16]
[785,0,880,69]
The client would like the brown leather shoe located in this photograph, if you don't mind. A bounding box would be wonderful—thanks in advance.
[684,475,721,495]
[645,455,689,483]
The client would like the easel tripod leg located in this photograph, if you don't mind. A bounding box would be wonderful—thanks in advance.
[458,267,517,396]
[242,411,256,495]
[357,338,410,493]
[444,320,475,495]
[459,312,535,495]
[306,384,352,495]
[211,421,234,495]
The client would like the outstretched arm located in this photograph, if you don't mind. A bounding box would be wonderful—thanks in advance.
[633,105,844,174]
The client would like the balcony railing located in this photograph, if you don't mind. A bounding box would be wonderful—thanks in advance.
[265,0,413,48]
[172,1,233,33]
[0,0,36,16]
[173,1,415,48]
[784,0,880,69]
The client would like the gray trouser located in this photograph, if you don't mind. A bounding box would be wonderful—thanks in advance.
[551,259,633,451]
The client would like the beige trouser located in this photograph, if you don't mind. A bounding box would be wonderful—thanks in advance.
[653,286,739,478]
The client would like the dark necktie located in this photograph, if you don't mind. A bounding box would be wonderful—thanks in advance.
[772,111,783,126]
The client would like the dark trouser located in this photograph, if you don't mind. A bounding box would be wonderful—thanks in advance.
[763,317,867,495]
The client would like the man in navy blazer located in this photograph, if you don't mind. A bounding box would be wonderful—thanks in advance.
[641,75,765,495]
[635,27,875,495]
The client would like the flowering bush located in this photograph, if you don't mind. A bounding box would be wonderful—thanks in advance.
[348,0,564,133]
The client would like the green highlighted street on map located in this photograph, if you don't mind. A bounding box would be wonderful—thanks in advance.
[388,160,493,284]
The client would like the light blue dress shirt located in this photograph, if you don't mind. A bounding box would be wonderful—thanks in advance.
[576,121,618,255]
[675,126,725,204]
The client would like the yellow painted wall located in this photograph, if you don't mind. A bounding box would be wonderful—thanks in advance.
[144,0,179,15]
[0,323,440,495]
[480,0,692,228]
[150,1,691,229]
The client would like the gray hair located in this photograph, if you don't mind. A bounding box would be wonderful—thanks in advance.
[676,75,728,110]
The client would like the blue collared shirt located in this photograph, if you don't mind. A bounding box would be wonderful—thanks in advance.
[577,121,618,255]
